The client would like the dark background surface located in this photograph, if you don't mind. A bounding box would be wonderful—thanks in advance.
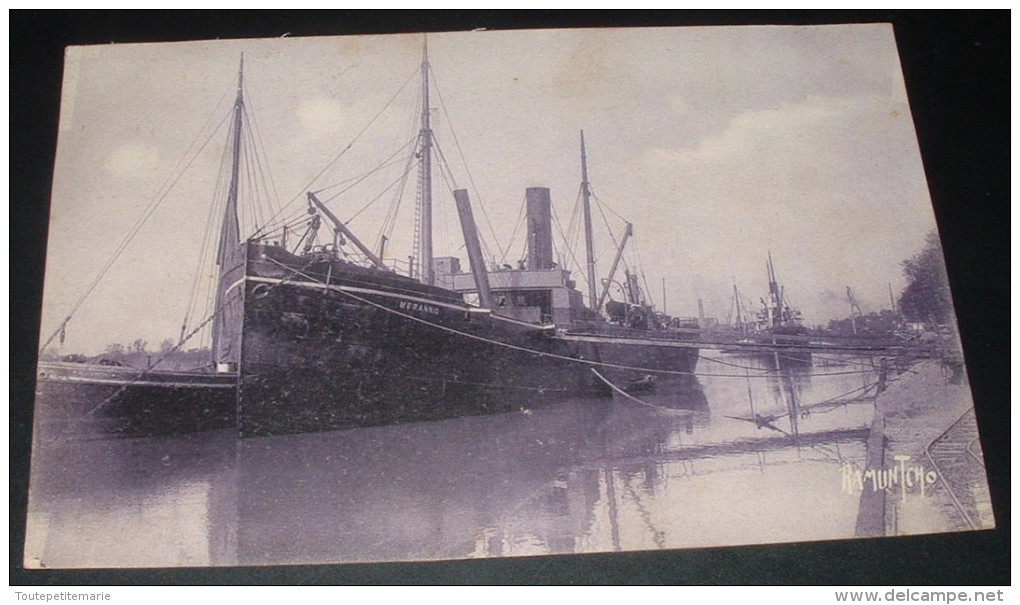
[10,11,1009,585]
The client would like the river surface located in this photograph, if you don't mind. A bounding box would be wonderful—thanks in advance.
[25,352,879,568]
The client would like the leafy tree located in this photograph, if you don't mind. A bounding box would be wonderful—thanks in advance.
[131,339,147,354]
[159,338,176,353]
[104,342,125,358]
[898,231,954,324]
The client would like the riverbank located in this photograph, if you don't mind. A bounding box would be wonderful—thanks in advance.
[854,358,993,537]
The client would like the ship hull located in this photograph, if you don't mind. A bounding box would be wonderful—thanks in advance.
[33,272,701,440]
[236,248,700,437]
[33,362,237,439]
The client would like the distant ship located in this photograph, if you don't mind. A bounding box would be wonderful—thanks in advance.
[755,251,807,336]
[37,42,702,438]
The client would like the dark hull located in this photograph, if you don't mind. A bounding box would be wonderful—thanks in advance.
[33,362,236,440]
[237,246,700,437]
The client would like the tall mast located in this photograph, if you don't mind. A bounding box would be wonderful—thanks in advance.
[418,37,434,285]
[580,131,598,309]
[766,250,782,326]
[211,54,245,367]
[216,55,244,268]
[767,250,778,299]
[733,282,743,331]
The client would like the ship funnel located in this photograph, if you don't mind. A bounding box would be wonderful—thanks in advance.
[526,187,554,270]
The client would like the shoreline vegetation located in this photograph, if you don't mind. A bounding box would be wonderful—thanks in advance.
[39,346,213,372]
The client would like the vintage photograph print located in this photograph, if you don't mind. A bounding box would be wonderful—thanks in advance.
[26,24,994,568]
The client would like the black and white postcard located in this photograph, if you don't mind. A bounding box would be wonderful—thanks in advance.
[18,20,1005,578]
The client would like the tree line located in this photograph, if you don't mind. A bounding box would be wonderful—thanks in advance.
[827,230,954,336]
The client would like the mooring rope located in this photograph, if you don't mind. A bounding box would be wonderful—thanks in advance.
[64,257,322,429]
[590,368,691,414]
[327,283,882,380]
[75,289,241,424]
[53,254,893,437]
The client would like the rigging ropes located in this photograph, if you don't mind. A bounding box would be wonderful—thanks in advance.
[182,82,284,345]
[430,66,505,264]
[40,86,237,354]
[260,263,885,381]
[259,66,420,234]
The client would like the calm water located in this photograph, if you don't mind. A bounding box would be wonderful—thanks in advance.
[25,352,878,568]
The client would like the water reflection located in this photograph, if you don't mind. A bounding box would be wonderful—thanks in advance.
[25,431,238,568]
[26,352,878,567]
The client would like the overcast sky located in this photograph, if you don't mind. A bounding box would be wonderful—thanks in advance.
[41,24,940,355]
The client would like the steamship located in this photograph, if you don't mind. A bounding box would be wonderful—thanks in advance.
[225,185,701,436]
[216,44,702,436]
[38,42,702,438]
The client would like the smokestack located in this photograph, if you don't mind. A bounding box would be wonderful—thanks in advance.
[526,187,554,270]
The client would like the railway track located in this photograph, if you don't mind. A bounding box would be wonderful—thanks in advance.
[925,407,995,530]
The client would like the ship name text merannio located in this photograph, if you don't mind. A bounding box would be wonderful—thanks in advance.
[398,300,441,316]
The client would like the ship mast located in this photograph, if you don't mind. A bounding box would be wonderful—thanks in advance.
[418,38,434,286]
[211,55,245,365]
[580,131,598,310]
[766,250,781,327]
[216,55,244,270]
[733,282,744,332]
